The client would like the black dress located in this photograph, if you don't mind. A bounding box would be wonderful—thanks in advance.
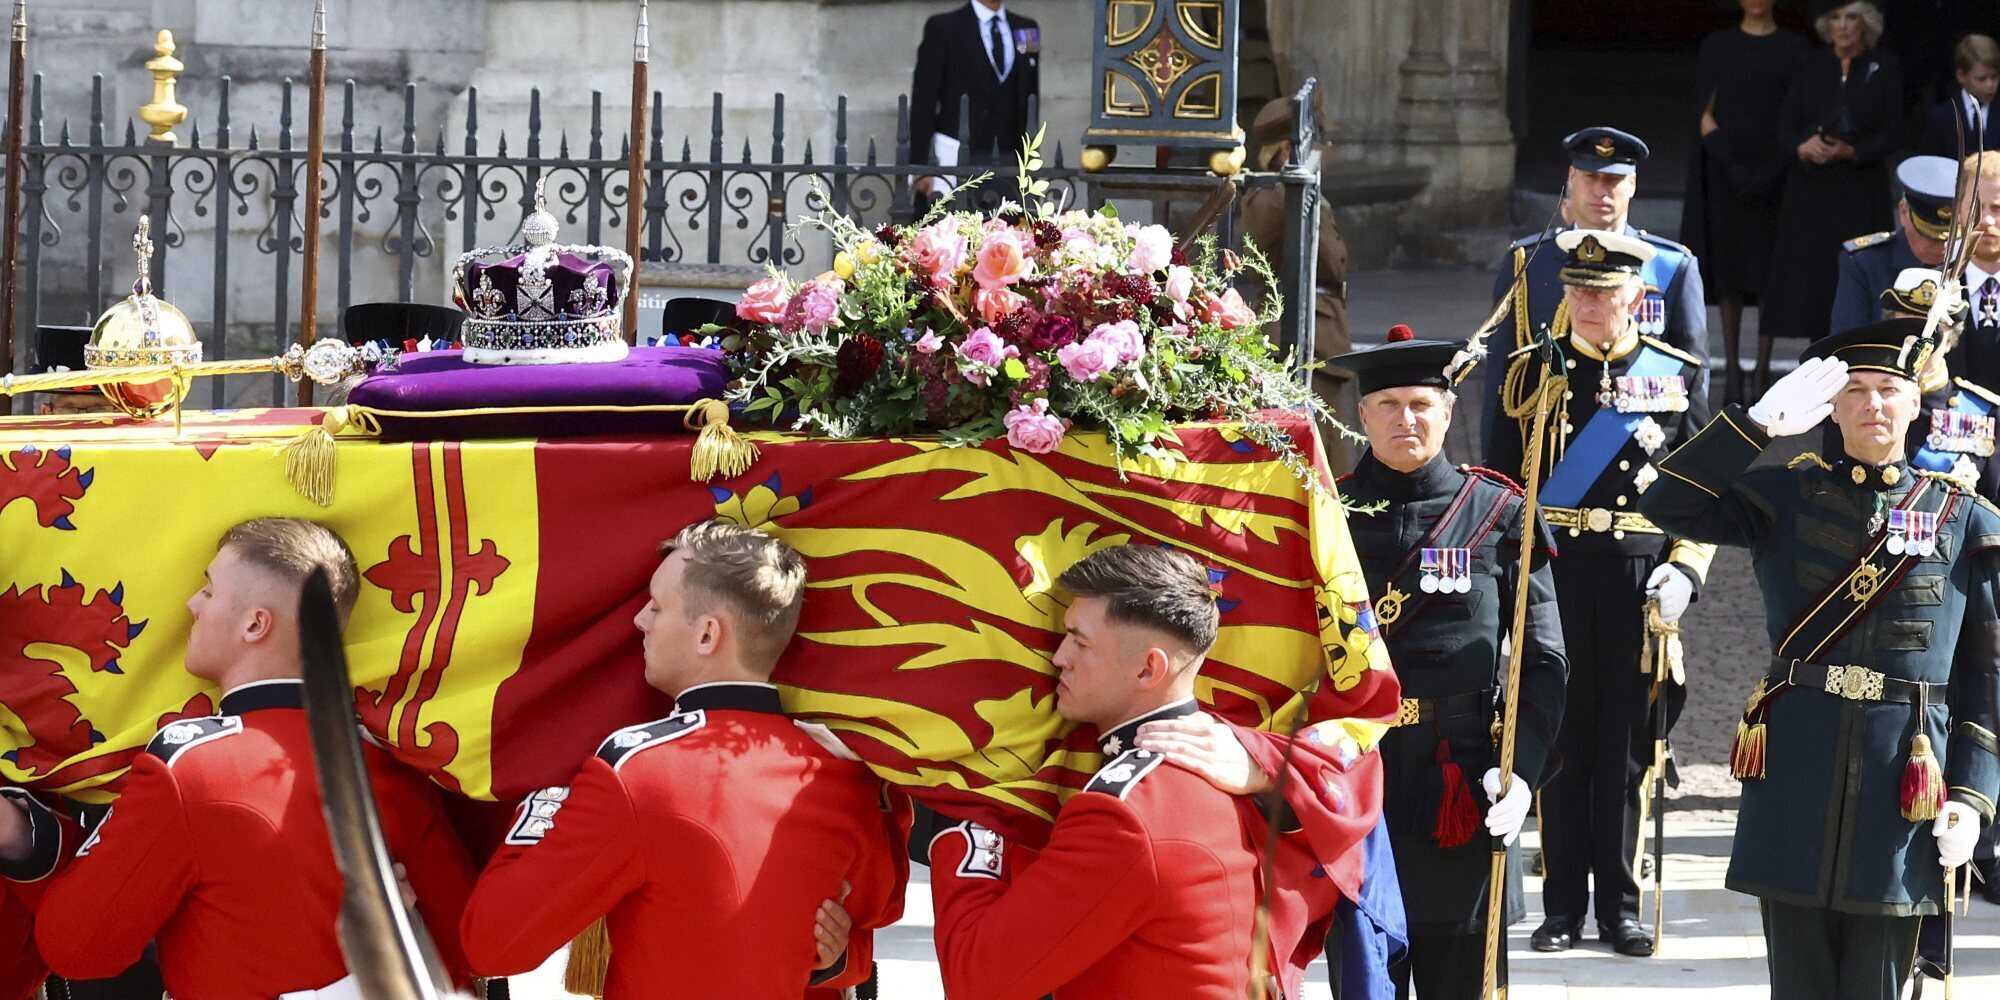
[1761,46,1903,342]
[1680,26,1809,303]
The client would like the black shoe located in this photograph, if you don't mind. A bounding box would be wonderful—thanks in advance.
[1531,915,1577,952]
[1528,850,1545,877]
[1600,918,1655,957]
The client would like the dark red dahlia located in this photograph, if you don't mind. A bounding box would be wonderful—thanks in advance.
[1170,244,1191,267]
[875,224,903,249]
[833,334,886,396]
[994,311,1030,340]
[1033,220,1062,250]
[1022,313,1080,351]
[1104,273,1157,305]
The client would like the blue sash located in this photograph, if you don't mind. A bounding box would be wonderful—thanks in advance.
[1912,379,1997,474]
[1541,342,1685,508]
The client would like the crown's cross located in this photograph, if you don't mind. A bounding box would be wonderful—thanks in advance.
[132,215,155,297]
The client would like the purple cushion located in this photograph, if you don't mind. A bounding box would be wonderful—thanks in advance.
[345,346,728,440]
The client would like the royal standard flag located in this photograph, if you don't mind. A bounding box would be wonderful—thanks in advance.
[0,407,1396,840]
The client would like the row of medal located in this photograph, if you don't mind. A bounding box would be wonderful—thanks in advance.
[1608,374,1689,414]
[1419,547,1473,594]
[1927,409,1997,458]
[1884,509,1939,557]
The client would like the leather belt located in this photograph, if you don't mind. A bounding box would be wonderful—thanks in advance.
[1396,689,1493,726]
[1769,656,1947,705]
[1541,504,1663,536]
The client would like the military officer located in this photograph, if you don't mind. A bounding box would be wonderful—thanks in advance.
[24,518,480,998]
[1485,228,1716,957]
[1828,155,1956,334]
[460,519,908,998]
[1313,327,1569,997]
[1871,268,2000,499]
[1640,317,2000,1000]
[1479,127,1709,431]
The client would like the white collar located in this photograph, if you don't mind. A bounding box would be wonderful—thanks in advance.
[1966,259,2000,287]
[1966,89,1990,117]
[971,1,1007,25]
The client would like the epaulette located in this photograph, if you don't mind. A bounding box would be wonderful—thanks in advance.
[595,711,705,770]
[1638,335,1705,368]
[1634,229,1693,256]
[1083,747,1166,801]
[1842,231,1893,253]
[145,716,242,767]
[1916,468,1978,495]
[1507,229,1558,251]
[1459,464,1523,494]
[1954,377,2000,409]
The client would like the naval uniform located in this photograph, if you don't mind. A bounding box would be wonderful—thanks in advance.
[29,679,478,999]
[460,681,912,999]
[1642,403,2000,1000]
[1337,452,1568,998]
[929,699,1270,999]
[1484,326,1717,936]
[1829,231,1924,334]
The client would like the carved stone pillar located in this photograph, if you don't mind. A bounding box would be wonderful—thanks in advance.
[1450,0,1515,218]
[1397,0,1456,148]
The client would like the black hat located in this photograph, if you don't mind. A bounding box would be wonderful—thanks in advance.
[1801,316,1934,380]
[1562,127,1649,176]
[1332,325,1462,397]
[1557,229,1655,288]
[30,325,96,395]
[1896,155,1957,241]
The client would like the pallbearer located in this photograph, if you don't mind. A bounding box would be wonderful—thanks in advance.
[1641,317,2000,1000]
[1327,326,1569,998]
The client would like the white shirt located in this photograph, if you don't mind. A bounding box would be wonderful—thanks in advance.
[972,1,1014,80]
[1966,259,2000,327]
[1964,88,1991,136]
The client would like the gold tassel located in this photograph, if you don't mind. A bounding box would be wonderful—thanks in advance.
[685,398,759,482]
[1730,719,1767,781]
[563,917,612,999]
[1901,732,1946,822]
[275,406,379,507]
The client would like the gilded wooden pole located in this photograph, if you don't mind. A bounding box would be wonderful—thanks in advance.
[624,0,648,345]
[298,0,327,405]
[1,0,26,410]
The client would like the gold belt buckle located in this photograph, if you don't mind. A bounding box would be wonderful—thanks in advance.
[1397,698,1420,726]
[1824,664,1885,701]
[1585,507,1614,533]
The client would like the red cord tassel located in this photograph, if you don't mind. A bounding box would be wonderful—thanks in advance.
[1432,739,1480,848]
[1900,733,1945,822]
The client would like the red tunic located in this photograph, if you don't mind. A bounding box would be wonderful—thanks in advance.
[460,681,911,999]
[0,788,79,1000]
[929,701,1265,999]
[31,680,477,999]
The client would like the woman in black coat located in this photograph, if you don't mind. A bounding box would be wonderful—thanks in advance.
[1681,0,1808,404]
[1757,0,1902,391]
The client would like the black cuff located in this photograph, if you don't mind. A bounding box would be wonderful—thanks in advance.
[808,948,848,986]
[1254,790,1303,834]
[0,788,63,882]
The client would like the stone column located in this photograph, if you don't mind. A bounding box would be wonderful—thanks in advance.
[1397,0,1456,149]
[1450,0,1515,222]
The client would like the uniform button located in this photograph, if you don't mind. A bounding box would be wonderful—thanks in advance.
[1564,391,1575,401]
[1619,460,1631,471]
[1616,495,1628,506]
[1613,529,1626,540]
[1568,528,1581,538]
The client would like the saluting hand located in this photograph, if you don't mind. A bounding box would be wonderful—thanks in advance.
[1136,714,1273,796]
[1747,356,1847,436]
[812,880,854,972]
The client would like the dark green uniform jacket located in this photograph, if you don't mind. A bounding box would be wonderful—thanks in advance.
[1339,452,1569,933]
[1642,404,2000,915]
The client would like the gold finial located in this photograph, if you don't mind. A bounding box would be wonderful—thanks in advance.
[131,215,154,297]
[138,30,187,144]
[312,0,326,51]
[634,0,649,63]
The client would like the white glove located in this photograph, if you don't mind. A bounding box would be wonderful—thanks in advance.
[1482,768,1532,846]
[1746,356,1848,436]
[1934,801,1981,869]
[1646,563,1693,624]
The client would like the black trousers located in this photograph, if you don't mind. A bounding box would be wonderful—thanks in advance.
[1390,931,1490,1000]
[1541,552,1654,927]
[1760,899,1919,1000]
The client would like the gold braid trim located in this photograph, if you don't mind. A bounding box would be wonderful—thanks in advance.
[1787,452,1833,472]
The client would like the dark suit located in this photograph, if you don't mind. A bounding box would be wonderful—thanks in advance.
[910,3,1041,168]
[1916,93,2000,160]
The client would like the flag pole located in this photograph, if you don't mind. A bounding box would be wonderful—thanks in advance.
[624,0,647,346]
[297,0,327,406]
[1,0,28,412]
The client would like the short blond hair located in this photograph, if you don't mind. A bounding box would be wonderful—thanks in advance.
[1815,2,1883,48]
[659,519,806,668]
[219,518,360,626]
[1958,35,2000,74]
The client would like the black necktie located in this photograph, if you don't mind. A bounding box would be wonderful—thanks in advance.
[988,17,1006,79]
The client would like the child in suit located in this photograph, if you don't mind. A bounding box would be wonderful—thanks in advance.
[1920,34,2000,158]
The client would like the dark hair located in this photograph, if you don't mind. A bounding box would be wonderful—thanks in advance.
[1057,545,1218,655]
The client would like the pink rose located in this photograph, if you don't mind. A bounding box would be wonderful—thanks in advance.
[1056,337,1119,383]
[736,276,790,325]
[1089,319,1144,364]
[1127,224,1173,274]
[959,326,1019,386]
[975,286,1029,325]
[1163,265,1194,316]
[1200,287,1256,330]
[1004,398,1069,454]
[973,229,1036,290]
[910,219,968,288]
[783,279,842,334]
[914,329,944,354]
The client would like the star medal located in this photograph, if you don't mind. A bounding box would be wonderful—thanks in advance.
[1885,508,1937,556]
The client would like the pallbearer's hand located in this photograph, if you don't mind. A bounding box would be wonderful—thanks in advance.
[1746,357,1847,436]
[1935,802,1980,869]
[1645,564,1694,624]
[813,880,853,972]
[1482,769,1532,846]
[1137,714,1273,795]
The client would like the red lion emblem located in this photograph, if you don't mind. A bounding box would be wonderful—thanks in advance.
[1,445,92,530]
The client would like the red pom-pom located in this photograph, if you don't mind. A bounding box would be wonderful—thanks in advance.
[1387,324,1415,343]
[1431,739,1480,849]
